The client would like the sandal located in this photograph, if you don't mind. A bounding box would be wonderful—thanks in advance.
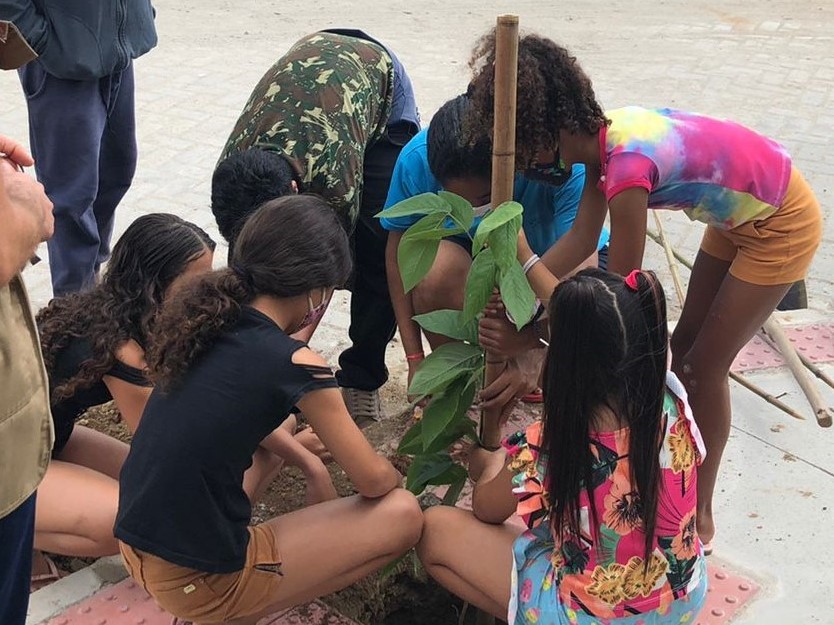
[30,552,67,592]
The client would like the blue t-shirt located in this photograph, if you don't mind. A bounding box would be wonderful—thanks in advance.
[380,129,609,256]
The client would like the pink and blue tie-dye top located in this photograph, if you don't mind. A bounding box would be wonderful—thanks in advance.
[504,372,707,618]
[598,106,792,230]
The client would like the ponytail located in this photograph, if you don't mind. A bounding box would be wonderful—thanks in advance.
[146,268,253,389]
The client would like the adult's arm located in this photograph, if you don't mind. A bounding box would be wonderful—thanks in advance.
[0,136,52,285]
[0,1,48,53]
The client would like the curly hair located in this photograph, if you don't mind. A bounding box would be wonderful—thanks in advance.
[37,214,215,402]
[427,94,493,184]
[147,194,352,390]
[211,149,296,261]
[466,30,608,170]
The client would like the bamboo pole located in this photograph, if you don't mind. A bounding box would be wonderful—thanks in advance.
[480,14,519,452]
[646,227,808,422]
[761,319,833,427]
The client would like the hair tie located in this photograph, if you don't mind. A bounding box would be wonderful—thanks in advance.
[231,264,255,293]
[624,269,641,291]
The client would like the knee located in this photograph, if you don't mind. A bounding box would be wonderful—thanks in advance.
[412,249,469,313]
[675,349,730,396]
[379,488,423,550]
[415,505,456,564]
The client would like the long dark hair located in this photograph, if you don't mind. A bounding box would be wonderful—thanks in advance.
[147,194,352,389]
[541,268,668,562]
[466,30,608,170]
[37,214,215,401]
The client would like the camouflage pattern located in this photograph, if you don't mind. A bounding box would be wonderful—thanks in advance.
[219,31,394,229]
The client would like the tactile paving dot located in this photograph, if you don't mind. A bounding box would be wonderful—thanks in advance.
[41,578,360,625]
[732,324,834,373]
[694,563,760,625]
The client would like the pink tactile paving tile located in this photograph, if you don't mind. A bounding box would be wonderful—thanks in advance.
[695,563,760,625]
[732,324,834,372]
[40,578,360,625]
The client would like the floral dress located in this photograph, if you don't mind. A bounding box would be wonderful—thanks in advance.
[506,371,708,625]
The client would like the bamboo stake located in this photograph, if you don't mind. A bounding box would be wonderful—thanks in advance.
[759,330,834,390]
[762,319,833,427]
[646,228,807,422]
[653,213,685,304]
[480,14,519,453]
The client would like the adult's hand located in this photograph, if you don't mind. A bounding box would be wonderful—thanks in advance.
[0,156,53,243]
[0,135,35,168]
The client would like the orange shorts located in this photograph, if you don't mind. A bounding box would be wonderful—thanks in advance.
[118,525,283,624]
[700,166,822,285]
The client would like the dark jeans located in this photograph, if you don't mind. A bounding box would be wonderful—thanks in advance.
[337,123,418,391]
[19,60,138,296]
[0,493,36,625]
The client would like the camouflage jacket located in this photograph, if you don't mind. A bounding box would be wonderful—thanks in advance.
[220,31,394,229]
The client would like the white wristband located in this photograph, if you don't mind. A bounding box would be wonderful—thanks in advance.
[522,254,541,274]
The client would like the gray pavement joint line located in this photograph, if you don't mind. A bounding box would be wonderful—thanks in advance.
[730,424,834,479]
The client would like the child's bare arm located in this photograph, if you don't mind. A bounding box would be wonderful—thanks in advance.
[470,447,518,524]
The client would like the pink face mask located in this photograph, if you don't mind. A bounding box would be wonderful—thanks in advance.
[296,288,329,332]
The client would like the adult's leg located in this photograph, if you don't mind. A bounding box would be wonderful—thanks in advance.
[411,240,472,349]
[34,461,120,556]
[225,489,423,624]
[19,61,106,295]
[0,494,36,625]
[337,126,416,393]
[93,63,138,270]
[416,505,521,620]
[674,259,790,544]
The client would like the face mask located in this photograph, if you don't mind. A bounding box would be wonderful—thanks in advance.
[524,147,571,186]
[296,288,329,332]
[472,202,492,217]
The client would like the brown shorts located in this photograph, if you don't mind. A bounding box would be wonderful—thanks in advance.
[700,166,822,286]
[118,525,283,624]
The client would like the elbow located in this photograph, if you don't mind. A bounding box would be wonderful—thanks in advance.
[355,460,399,499]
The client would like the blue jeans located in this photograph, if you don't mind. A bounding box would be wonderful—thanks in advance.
[19,60,138,296]
[0,494,36,625]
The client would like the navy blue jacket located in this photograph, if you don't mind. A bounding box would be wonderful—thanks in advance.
[0,0,157,80]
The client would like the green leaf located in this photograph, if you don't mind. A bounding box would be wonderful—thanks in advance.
[488,214,522,271]
[442,474,468,506]
[413,309,480,344]
[376,193,451,219]
[498,261,536,330]
[398,213,446,292]
[421,375,479,450]
[462,247,497,321]
[398,420,425,455]
[408,342,483,396]
[438,191,474,232]
[472,200,523,253]
[406,453,467,495]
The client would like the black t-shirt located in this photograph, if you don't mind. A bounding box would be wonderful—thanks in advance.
[114,307,337,573]
[49,337,151,456]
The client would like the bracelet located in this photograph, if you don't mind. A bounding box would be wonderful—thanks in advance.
[522,253,541,274]
[406,352,425,362]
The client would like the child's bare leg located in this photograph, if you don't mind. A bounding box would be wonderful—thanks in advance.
[412,240,471,349]
[34,461,120,557]
[416,505,521,620]
[673,252,789,544]
[223,489,422,624]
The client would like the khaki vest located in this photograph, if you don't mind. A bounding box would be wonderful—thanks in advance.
[0,275,53,518]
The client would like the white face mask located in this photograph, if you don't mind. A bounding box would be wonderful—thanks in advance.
[472,202,492,217]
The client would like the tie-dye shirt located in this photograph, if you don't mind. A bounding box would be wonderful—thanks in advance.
[505,371,707,621]
[598,107,792,230]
